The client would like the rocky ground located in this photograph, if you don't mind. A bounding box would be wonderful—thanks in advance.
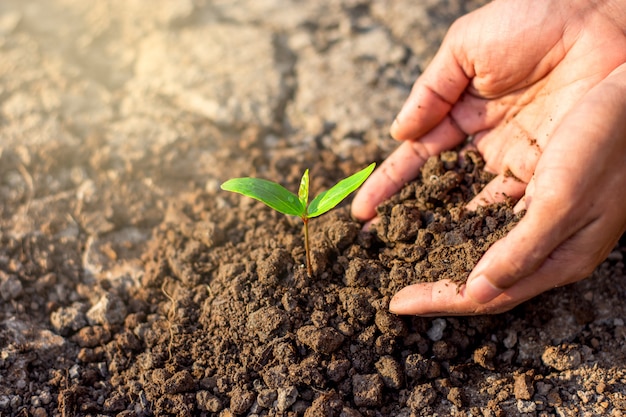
[0,0,625,416]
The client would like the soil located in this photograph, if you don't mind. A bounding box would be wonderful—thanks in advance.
[2,139,626,416]
[1,1,626,417]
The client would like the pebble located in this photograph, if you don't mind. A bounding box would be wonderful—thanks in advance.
[503,329,518,349]
[87,294,127,326]
[0,272,22,301]
[276,386,298,411]
[517,399,537,413]
[426,318,446,341]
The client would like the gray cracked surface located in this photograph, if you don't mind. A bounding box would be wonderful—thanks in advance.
[2,1,626,416]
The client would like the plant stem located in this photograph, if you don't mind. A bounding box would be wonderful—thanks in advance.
[303,217,312,276]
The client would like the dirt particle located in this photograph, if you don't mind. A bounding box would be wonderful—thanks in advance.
[374,355,404,389]
[432,340,458,360]
[297,325,345,354]
[407,382,437,411]
[229,386,255,415]
[71,325,111,348]
[352,373,384,407]
[541,344,582,371]
[374,310,406,337]
[304,391,343,417]
[405,353,440,380]
[327,358,351,382]
[386,204,422,242]
[447,386,467,408]
[165,370,196,394]
[247,305,290,342]
[513,371,535,400]
[473,342,497,370]
[196,390,223,413]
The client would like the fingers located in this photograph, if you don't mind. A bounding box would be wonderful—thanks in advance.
[351,116,466,220]
[389,280,512,316]
[466,173,528,211]
[390,217,618,316]
[390,26,473,141]
[388,233,597,316]
[391,194,625,317]
[465,63,626,305]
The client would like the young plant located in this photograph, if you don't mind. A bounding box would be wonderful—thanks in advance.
[221,163,375,276]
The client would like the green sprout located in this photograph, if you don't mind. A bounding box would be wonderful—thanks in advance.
[221,163,376,276]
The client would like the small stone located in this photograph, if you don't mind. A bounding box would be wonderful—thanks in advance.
[87,294,127,326]
[276,386,298,412]
[426,318,446,341]
[503,329,518,349]
[69,364,81,379]
[516,399,537,413]
[256,389,277,409]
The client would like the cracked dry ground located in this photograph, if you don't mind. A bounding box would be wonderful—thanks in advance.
[1,1,625,416]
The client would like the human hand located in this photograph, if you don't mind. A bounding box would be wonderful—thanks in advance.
[351,0,626,315]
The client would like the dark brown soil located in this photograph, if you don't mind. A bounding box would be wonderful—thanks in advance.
[1,2,625,414]
[1,132,625,416]
[130,148,524,416]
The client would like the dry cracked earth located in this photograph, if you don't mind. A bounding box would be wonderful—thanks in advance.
[0,1,625,416]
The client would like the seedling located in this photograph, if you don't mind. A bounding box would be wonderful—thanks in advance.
[221,163,375,276]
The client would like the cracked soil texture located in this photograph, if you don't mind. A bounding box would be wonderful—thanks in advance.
[0,1,625,416]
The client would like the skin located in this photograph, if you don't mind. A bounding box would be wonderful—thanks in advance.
[351,0,626,315]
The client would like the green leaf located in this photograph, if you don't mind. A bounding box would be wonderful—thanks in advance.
[221,177,305,217]
[298,169,309,209]
[307,162,376,218]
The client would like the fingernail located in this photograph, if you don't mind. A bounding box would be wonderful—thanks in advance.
[388,294,403,314]
[466,275,502,304]
[390,117,400,134]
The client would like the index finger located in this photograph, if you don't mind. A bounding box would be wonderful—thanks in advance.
[390,29,473,141]
[351,114,466,220]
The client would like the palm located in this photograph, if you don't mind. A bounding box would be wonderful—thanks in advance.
[352,0,626,315]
